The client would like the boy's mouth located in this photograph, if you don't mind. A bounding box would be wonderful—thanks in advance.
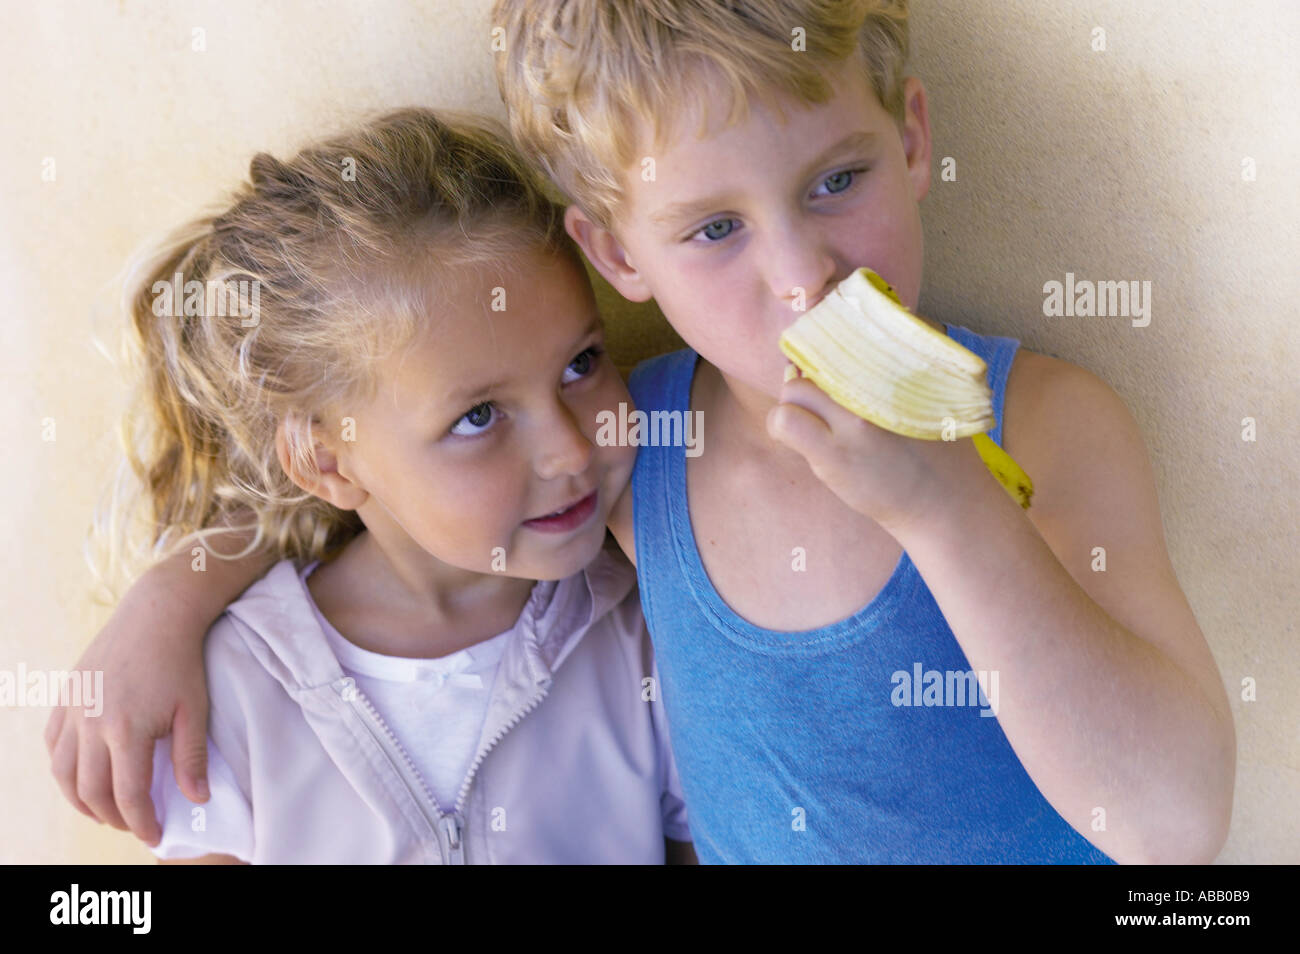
[522,489,599,533]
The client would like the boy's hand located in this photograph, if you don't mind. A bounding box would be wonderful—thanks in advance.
[767,374,994,535]
[45,588,211,847]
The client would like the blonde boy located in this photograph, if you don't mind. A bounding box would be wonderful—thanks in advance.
[489,0,1233,863]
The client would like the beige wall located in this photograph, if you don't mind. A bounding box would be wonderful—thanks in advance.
[2,1,1295,864]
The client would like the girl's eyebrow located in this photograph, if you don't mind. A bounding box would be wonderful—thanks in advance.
[648,129,880,229]
[440,312,603,406]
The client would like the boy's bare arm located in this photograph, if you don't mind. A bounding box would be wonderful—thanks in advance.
[46,527,274,847]
[771,350,1235,863]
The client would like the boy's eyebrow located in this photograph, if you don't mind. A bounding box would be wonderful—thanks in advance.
[648,129,880,228]
[441,312,604,406]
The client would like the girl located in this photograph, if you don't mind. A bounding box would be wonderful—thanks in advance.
[58,107,691,863]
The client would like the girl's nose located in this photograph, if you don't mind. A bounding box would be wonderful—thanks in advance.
[533,401,594,481]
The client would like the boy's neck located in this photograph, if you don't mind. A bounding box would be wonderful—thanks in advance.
[694,359,816,474]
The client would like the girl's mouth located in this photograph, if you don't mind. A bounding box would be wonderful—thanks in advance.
[521,489,598,533]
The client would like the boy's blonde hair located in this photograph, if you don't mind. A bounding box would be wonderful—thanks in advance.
[491,0,910,230]
[92,108,580,595]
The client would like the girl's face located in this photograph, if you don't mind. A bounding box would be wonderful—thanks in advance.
[329,244,635,582]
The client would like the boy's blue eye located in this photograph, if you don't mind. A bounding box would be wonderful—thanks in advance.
[561,345,604,384]
[690,218,738,243]
[686,171,864,244]
[814,168,864,197]
[451,402,495,437]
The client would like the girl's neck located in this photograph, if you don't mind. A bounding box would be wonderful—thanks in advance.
[307,530,537,660]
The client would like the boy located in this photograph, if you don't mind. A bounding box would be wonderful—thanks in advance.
[487,0,1234,863]
[50,0,1233,863]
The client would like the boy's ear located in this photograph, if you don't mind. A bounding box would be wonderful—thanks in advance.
[564,205,654,303]
[274,416,368,511]
[899,75,934,203]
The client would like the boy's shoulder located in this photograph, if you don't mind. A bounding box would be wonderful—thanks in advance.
[1003,346,1120,467]
[1002,345,1154,542]
[626,347,695,409]
[1005,347,1105,477]
[613,349,697,567]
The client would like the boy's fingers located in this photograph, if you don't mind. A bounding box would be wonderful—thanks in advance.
[171,704,210,804]
[113,738,163,846]
[76,733,129,832]
[778,377,852,428]
[767,400,833,460]
[48,718,97,821]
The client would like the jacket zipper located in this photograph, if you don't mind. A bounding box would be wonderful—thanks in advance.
[439,814,464,864]
[336,679,465,864]
[452,683,551,816]
[337,676,553,863]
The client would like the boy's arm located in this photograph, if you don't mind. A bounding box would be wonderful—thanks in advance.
[771,349,1236,864]
[45,528,273,847]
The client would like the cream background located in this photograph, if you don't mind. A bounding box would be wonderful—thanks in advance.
[1,1,1295,864]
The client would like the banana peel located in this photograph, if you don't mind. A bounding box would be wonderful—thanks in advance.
[779,267,1034,509]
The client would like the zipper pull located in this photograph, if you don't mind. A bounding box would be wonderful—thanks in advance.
[440,813,465,865]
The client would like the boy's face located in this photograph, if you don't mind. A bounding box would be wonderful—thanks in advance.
[571,57,933,403]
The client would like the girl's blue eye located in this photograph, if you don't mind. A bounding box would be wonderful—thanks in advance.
[690,218,738,243]
[451,402,495,437]
[561,345,603,384]
[448,346,603,438]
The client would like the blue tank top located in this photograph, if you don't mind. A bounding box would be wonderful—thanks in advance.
[628,324,1115,864]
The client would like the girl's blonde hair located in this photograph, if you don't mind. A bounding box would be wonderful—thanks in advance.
[491,0,910,231]
[92,107,579,596]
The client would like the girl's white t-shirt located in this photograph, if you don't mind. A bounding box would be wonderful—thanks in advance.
[148,565,515,861]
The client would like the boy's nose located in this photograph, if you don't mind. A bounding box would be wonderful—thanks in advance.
[765,226,838,315]
[533,402,594,481]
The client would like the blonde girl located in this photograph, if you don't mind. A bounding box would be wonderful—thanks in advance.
[55,108,691,864]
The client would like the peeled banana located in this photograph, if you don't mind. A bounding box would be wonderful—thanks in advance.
[778,267,1034,509]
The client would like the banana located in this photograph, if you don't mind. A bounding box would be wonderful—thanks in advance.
[778,267,1034,509]
[970,433,1034,510]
